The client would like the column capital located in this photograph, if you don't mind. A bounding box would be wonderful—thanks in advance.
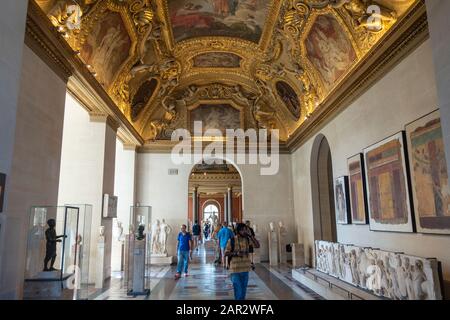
[123,143,138,151]
[89,112,120,132]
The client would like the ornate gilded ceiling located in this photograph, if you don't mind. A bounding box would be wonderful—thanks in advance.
[34,0,419,144]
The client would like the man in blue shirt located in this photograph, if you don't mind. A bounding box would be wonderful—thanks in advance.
[175,224,193,279]
[217,221,234,267]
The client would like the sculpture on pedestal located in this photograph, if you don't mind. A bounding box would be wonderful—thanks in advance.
[159,219,172,255]
[43,219,66,272]
[136,225,146,241]
[277,221,288,264]
[151,219,161,254]
[268,221,278,266]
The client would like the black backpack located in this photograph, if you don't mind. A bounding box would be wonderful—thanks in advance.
[193,224,200,235]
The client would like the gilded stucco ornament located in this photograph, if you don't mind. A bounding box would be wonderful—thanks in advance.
[47,0,85,39]
[33,0,415,144]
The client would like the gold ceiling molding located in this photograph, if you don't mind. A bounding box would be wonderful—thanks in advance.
[28,0,144,146]
[287,0,428,151]
[30,0,422,153]
[25,1,74,83]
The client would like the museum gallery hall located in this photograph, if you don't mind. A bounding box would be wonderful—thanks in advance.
[1,0,450,302]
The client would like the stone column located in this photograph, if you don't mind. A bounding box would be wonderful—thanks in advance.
[426,0,450,176]
[111,142,137,272]
[3,45,68,299]
[57,97,118,285]
[0,0,30,299]
[227,187,233,225]
[193,187,198,224]
[223,193,228,223]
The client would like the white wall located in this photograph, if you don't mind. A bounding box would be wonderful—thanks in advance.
[2,45,67,299]
[292,40,450,285]
[111,140,136,271]
[0,0,28,298]
[135,153,295,261]
[58,93,117,283]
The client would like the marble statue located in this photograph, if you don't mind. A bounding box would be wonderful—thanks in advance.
[314,240,443,300]
[116,220,124,242]
[98,226,105,241]
[151,219,161,254]
[158,219,172,255]
[210,212,219,228]
[268,222,278,266]
[277,221,288,264]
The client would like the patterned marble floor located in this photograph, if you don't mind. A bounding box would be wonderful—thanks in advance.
[88,240,322,300]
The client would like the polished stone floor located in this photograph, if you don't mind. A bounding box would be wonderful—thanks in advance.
[88,240,322,300]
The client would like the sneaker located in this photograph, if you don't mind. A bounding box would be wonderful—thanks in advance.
[184,273,189,277]
[174,273,181,280]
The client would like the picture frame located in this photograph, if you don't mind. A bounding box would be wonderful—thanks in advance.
[405,110,450,235]
[364,132,415,233]
[334,176,351,224]
[347,154,369,224]
[103,194,118,218]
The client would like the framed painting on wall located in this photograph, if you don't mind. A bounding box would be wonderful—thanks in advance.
[0,173,5,213]
[103,194,118,218]
[406,110,450,234]
[364,132,415,233]
[347,154,369,224]
[335,176,351,224]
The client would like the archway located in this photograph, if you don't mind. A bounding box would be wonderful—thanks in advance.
[202,200,221,224]
[310,134,337,243]
[188,160,243,228]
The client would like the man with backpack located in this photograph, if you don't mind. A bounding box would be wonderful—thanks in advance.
[192,220,201,251]
[225,223,260,300]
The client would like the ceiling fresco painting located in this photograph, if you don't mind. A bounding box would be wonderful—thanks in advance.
[167,0,271,43]
[193,52,242,68]
[80,12,132,88]
[190,104,242,135]
[33,0,420,145]
[305,14,357,90]
[276,81,301,120]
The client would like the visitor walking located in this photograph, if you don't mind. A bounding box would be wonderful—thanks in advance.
[192,220,201,251]
[217,221,234,268]
[225,223,260,300]
[245,220,256,270]
[175,224,193,279]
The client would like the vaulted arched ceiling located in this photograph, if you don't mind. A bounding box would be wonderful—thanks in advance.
[35,0,418,143]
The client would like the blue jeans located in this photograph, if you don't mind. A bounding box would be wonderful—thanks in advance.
[177,250,189,274]
[231,272,249,300]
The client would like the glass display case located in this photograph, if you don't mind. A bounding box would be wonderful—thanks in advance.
[65,204,92,300]
[125,205,151,296]
[23,205,91,300]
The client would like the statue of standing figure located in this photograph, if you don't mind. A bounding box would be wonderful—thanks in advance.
[151,219,161,254]
[159,219,172,255]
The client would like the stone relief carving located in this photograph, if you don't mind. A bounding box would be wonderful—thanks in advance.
[315,240,443,300]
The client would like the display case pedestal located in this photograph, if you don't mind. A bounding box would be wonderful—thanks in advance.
[24,271,74,300]
[268,231,278,266]
[95,240,105,289]
[128,239,150,296]
[291,243,305,268]
[151,253,174,265]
